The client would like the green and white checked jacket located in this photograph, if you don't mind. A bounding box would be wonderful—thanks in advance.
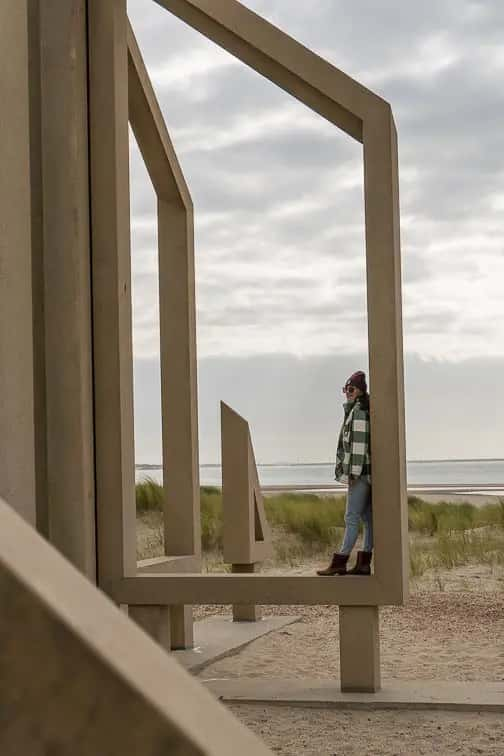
[334,397,372,484]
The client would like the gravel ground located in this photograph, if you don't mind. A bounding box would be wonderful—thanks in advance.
[194,564,504,755]
[228,706,504,756]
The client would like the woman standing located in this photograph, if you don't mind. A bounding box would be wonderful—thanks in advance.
[317,370,373,576]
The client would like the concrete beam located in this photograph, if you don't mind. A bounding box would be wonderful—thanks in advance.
[127,22,191,206]
[153,0,389,140]
[110,574,389,606]
[0,498,272,755]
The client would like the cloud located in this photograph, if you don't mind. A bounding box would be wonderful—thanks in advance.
[127,0,504,368]
[133,352,504,463]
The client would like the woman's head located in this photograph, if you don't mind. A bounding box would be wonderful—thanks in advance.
[342,370,367,401]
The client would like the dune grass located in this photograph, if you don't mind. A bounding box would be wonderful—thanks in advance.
[407,495,504,535]
[136,480,504,575]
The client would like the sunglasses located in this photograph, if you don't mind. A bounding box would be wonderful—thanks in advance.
[342,385,357,394]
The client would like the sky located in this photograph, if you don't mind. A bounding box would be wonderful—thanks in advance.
[127,0,504,464]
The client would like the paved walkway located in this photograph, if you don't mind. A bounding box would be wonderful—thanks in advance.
[173,615,299,673]
[204,678,504,713]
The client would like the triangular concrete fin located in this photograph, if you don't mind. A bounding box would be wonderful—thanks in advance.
[221,402,272,564]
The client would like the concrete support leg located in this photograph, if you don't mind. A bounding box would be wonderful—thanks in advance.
[169,605,194,650]
[128,605,171,652]
[232,564,261,622]
[339,605,381,693]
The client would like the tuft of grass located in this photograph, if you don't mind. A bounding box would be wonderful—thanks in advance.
[407,496,504,535]
[200,487,223,551]
[136,477,163,513]
[435,529,504,570]
[264,493,346,549]
[409,539,432,578]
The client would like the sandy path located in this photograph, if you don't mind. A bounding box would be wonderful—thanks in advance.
[197,592,504,682]
[195,565,504,754]
[229,707,504,756]
[197,562,504,682]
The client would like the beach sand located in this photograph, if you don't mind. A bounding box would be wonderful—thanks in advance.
[195,563,504,755]
[135,505,504,754]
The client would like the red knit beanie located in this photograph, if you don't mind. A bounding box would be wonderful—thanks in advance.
[345,370,367,393]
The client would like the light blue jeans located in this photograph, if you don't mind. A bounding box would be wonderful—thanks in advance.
[340,478,373,555]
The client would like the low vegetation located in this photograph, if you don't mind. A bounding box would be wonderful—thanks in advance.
[136,479,504,577]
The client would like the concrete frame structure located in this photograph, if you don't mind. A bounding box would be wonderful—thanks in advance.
[87,3,200,650]
[221,403,273,621]
[110,0,408,597]
[1,0,407,696]
[107,0,408,692]
[128,20,201,649]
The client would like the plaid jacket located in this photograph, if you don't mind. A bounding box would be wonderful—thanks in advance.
[334,397,372,484]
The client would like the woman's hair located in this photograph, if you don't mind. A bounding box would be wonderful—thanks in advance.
[358,391,370,412]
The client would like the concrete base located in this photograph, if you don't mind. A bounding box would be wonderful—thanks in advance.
[203,678,504,713]
[128,605,172,652]
[232,564,261,622]
[233,604,261,622]
[339,605,380,692]
[173,615,299,674]
[170,605,194,650]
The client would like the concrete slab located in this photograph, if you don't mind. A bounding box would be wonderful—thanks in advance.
[204,678,504,713]
[173,615,300,674]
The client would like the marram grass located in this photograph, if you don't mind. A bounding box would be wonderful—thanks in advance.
[136,481,504,575]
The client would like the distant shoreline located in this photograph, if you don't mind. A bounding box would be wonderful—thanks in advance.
[137,458,504,469]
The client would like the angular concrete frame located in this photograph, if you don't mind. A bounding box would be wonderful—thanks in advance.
[105,0,408,613]
[0,498,272,756]
[221,402,273,621]
[2,0,407,698]
[88,5,201,649]
[127,23,201,565]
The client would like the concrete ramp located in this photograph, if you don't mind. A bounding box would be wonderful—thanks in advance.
[0,498,271,755]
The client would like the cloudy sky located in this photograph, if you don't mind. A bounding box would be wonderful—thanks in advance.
[127,0,504,464]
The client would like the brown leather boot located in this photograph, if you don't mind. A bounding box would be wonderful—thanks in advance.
[316,553,349,576]
[347,550,372,575]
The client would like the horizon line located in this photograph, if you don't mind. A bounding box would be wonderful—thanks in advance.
[136,457,504,468]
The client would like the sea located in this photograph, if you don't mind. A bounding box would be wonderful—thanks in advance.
[136,459,504,490]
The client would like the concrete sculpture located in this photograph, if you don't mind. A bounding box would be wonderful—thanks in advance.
[221,402,273,621]
[1,0,407,697]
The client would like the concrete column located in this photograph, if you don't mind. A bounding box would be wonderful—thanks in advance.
[0,0,37,525]
[170,605,194,650]
[232,564,261,622]
[29,0,96,579]
[88,0,137,586]
[339,605,381,692]
[128,606,172,652]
